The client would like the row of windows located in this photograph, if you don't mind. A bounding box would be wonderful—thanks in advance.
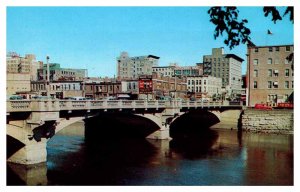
[188,80,206,85]
[153,68,171,72]
[61,71,75,75]
[188,86,219,93]
[253,81,293,89]
[254,46,291,53]
[188,86,206,93]
[253,69,292,77]
[32,84,80,91]
[205,57,227,62]
[253,58,290,65]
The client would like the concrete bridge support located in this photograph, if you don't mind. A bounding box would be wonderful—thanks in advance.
[7,111,60,165]
[210,109,243,129]
[7,121,49,164]
[137,107,183,140]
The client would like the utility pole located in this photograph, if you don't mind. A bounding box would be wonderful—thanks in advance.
[83,68,87,97]
[174,75,177,100]
[46,55,50,97]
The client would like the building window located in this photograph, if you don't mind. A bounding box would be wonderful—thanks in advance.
[285,69,290,77]
[268,81,272,89]
[274,69,279,77]
[268,69,272,77]
[268,58,272,64]
[276,47,280,51]
[285,58,289,64]
[253,81,257,89]
[286,46,290,52]
[253,59,258,65]
[254,69,258,77]
[285,81,289,89]
[269,47,273,52]
[188,80,190,85]
[273,82,278,88]
[254,48,259,52]
[292,81,294,88]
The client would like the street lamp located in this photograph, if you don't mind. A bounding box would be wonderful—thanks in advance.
[46,55,50,97]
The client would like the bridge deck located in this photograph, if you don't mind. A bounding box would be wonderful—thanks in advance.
[7,100,242,113]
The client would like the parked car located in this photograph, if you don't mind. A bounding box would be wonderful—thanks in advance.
[31,95,54,100]
[198,98,210,102]
[70,97,86,101]
[189,97,196,101]
[158,96,172,101]
[254,103,272,110]
[7,95,23,100]
[102,96,116,101]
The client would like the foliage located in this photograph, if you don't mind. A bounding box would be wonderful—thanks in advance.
[208,6,294,49]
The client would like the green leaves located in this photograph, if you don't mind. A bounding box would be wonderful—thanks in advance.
[208,6,293,49]
[208,6,251,49]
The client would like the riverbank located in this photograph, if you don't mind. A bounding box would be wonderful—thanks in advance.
[241,108,293,134]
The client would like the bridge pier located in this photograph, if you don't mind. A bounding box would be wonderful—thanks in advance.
[7,115,58,165]
[140,107,183,140]
[7,139,48,165]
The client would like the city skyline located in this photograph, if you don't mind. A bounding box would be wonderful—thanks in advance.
[7,6,294,77]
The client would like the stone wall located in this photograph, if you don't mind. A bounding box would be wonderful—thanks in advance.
[242,109,293,134]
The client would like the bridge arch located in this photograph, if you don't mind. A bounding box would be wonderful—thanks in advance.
[54,117,87,134]
[169,110,221,139]
[7,122,29,145]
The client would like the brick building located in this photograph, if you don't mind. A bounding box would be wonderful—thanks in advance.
[246,44,294,106]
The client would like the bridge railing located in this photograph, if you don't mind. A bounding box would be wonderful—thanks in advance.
[178,101,223,108]
[7,100,61,112]
[6,100,32,112]
[7,99,238,113]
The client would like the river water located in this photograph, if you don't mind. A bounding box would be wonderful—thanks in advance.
[7,121,293,186]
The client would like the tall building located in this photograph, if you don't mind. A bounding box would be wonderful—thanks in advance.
[246,44,294,107]
[6,52,42,95]
[117,52,160,79]
[6,52,43,81]
[202,48,244,98]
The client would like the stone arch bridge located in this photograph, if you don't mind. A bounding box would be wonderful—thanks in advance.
[6,99,242,165]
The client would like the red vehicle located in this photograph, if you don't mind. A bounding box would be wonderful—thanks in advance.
[277,103,293,109]
[254,103,272,110]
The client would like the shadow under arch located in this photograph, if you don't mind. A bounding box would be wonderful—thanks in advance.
[169,109,220,139]
[84,112,161,142]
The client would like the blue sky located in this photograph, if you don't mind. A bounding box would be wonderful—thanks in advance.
[7,6,294,77]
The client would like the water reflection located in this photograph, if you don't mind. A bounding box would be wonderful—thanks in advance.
[7,162,47,185]
[7,121,293,186]
[169,129,220,159]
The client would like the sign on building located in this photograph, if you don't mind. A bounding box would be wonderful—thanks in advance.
[139,75,152,94]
